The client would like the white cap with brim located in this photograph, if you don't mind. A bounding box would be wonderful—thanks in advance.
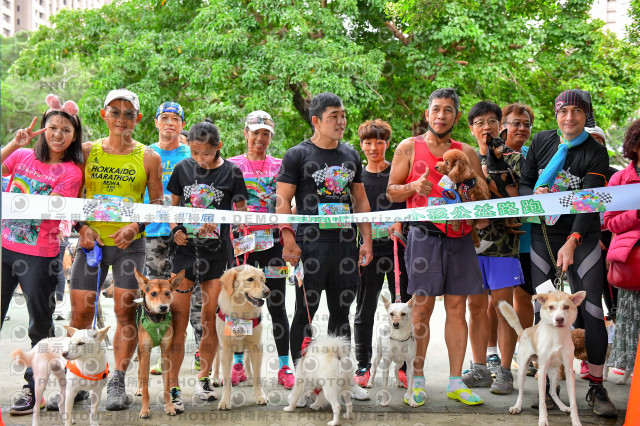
[585,126,606,142]
[245,110,274,134]
[104,89,140,111]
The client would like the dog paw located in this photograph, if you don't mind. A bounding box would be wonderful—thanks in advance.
[139,411,150,419]
[165,405,176,416]
[343,412,354,420]
[283,405,295,412]
[256,394,267,405]
[409,399,419,408]
[218,400,231,411]
[310,402,322,410]
[538,419,549,426]
[508,406,521,415]
[211,377,222,387]
[327,421,338,426]
[380,400,389,407]
[135,389,142,396]
[366,382,373,388]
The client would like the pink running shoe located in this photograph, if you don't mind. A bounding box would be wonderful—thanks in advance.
[398,369,408,388]
[580,360,590,379]
[278,365,295,390]
[231,363,247,385]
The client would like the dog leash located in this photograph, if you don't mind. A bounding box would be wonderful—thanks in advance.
[540,218,566,290]
[391,231,407,303]
[83,245,103,329]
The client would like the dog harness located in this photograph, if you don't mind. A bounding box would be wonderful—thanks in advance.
[137,302,172,348]
[216,307,261,327]
[66,360,109,381]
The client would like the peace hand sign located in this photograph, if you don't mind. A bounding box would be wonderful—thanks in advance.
[13,117,46,147]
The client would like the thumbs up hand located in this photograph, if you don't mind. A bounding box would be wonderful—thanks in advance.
[413,168,432,197]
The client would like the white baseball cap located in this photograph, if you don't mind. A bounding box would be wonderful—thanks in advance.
[245,110,274,134]
[104,89,140,111]
[585,126,606,143]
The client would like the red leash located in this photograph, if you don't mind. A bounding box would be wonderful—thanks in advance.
[392,231,406,303]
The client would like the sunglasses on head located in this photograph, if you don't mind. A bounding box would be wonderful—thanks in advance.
[246,116,274,127]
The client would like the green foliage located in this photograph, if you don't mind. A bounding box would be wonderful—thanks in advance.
[629,0,640,44]
[5,0,640,167]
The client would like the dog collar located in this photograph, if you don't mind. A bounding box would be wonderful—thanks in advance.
[137,302,172,348]
[216,307,261,327]
[66,360,109,381]
[456,178,477,201]
[390,335,414,343]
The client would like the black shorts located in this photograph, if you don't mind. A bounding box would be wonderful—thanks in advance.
[300,240,359,291]
[518,252,534,295]
[172,240,230,283]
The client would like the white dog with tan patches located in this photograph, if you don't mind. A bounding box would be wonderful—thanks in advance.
[12,326,111,426]
[216,264,270,410]
[367,295,417,406]
[499,290,586,426]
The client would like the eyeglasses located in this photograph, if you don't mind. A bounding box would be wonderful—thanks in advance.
[246,116,275,128]
[157,114,182,125]
[472,118,500,127]
[105,108,137,121]
[503,121,533,129]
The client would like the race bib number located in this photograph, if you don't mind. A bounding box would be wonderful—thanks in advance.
[233,234,256,256]
[264,266,289,279]
[318,203,350,229]
[224,317,253,336]
[253,229,274,251]
[184,223,220,238]
[372,222,392,240]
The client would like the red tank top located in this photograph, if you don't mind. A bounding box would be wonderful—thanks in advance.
[405,135,472,237]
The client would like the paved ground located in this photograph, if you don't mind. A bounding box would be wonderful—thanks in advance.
[0,284,630,425]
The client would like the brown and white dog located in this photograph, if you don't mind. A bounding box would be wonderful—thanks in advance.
[499,291,587,426]
[134,269,185,419]
[216,265,270,410]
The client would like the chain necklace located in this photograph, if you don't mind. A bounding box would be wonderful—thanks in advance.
[245,153,268,181]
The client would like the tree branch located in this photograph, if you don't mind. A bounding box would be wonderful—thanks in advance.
[290,83,313,128]
[385,21,410,46]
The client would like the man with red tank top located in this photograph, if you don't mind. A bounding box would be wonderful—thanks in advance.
[387,88,486,407]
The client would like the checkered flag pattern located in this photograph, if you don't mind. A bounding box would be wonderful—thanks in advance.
[82,199,134,219]
[536,169,583,190]
[558,190,614,208]
[312,164,356,187]
[559,194,574,208]
[183,183,224,206]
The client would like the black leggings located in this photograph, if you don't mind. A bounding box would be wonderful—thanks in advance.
[242,244,290,358]
[354,249,410,368]
[1,247,60,389]
[530,231,608,365]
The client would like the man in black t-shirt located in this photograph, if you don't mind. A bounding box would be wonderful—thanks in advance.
[276,92,373,402]
[519,89,616,417]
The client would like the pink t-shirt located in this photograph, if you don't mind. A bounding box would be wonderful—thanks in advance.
[2,148,82,257]
[227,154,281,213]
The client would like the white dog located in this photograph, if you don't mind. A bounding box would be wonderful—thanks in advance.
[499,291,586,426]
[284,334,355,426]
[367,295,417,406]
[216,264,270,410]
[12,326,111,426]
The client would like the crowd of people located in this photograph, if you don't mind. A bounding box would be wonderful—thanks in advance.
[2,86,638,419]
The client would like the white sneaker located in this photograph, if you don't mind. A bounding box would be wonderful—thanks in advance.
[53,301,66,321]
[195,377,219,401]
[352,383,370,401]
[287,390,308,407]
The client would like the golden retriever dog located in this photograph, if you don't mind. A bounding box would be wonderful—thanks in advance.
[435,148,490,246]
[216,265,270,410]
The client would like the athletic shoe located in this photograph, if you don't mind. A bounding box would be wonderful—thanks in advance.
[398,369,408,388]
[461,362,493,387]
[490,367,513,394]
[527,361,538,377]
[194,352,201,371]
[278,365,295,390]
[195,377,218,401]
[106,375,131,411]
[46,390,90,411]
[351,383,370,400]
[231,363,247,385]
[580,361,590,379]
[532,385,559,409]
[353,367,370,388]
[403,387,427,406]
[170,386,184,413]
[612,368,626,375]
[150,358,162,375]
[587,384,617,417]
[486,354,501,378]
[10,386,45,415]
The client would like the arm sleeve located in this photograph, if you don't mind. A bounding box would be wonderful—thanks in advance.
[571,144,609,236]
[276,147,301,185]
[518,135,539,196]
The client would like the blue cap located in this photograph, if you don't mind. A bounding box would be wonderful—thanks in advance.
[155,102,184,121]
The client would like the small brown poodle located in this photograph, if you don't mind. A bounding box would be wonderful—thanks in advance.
[435,149,490,246]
